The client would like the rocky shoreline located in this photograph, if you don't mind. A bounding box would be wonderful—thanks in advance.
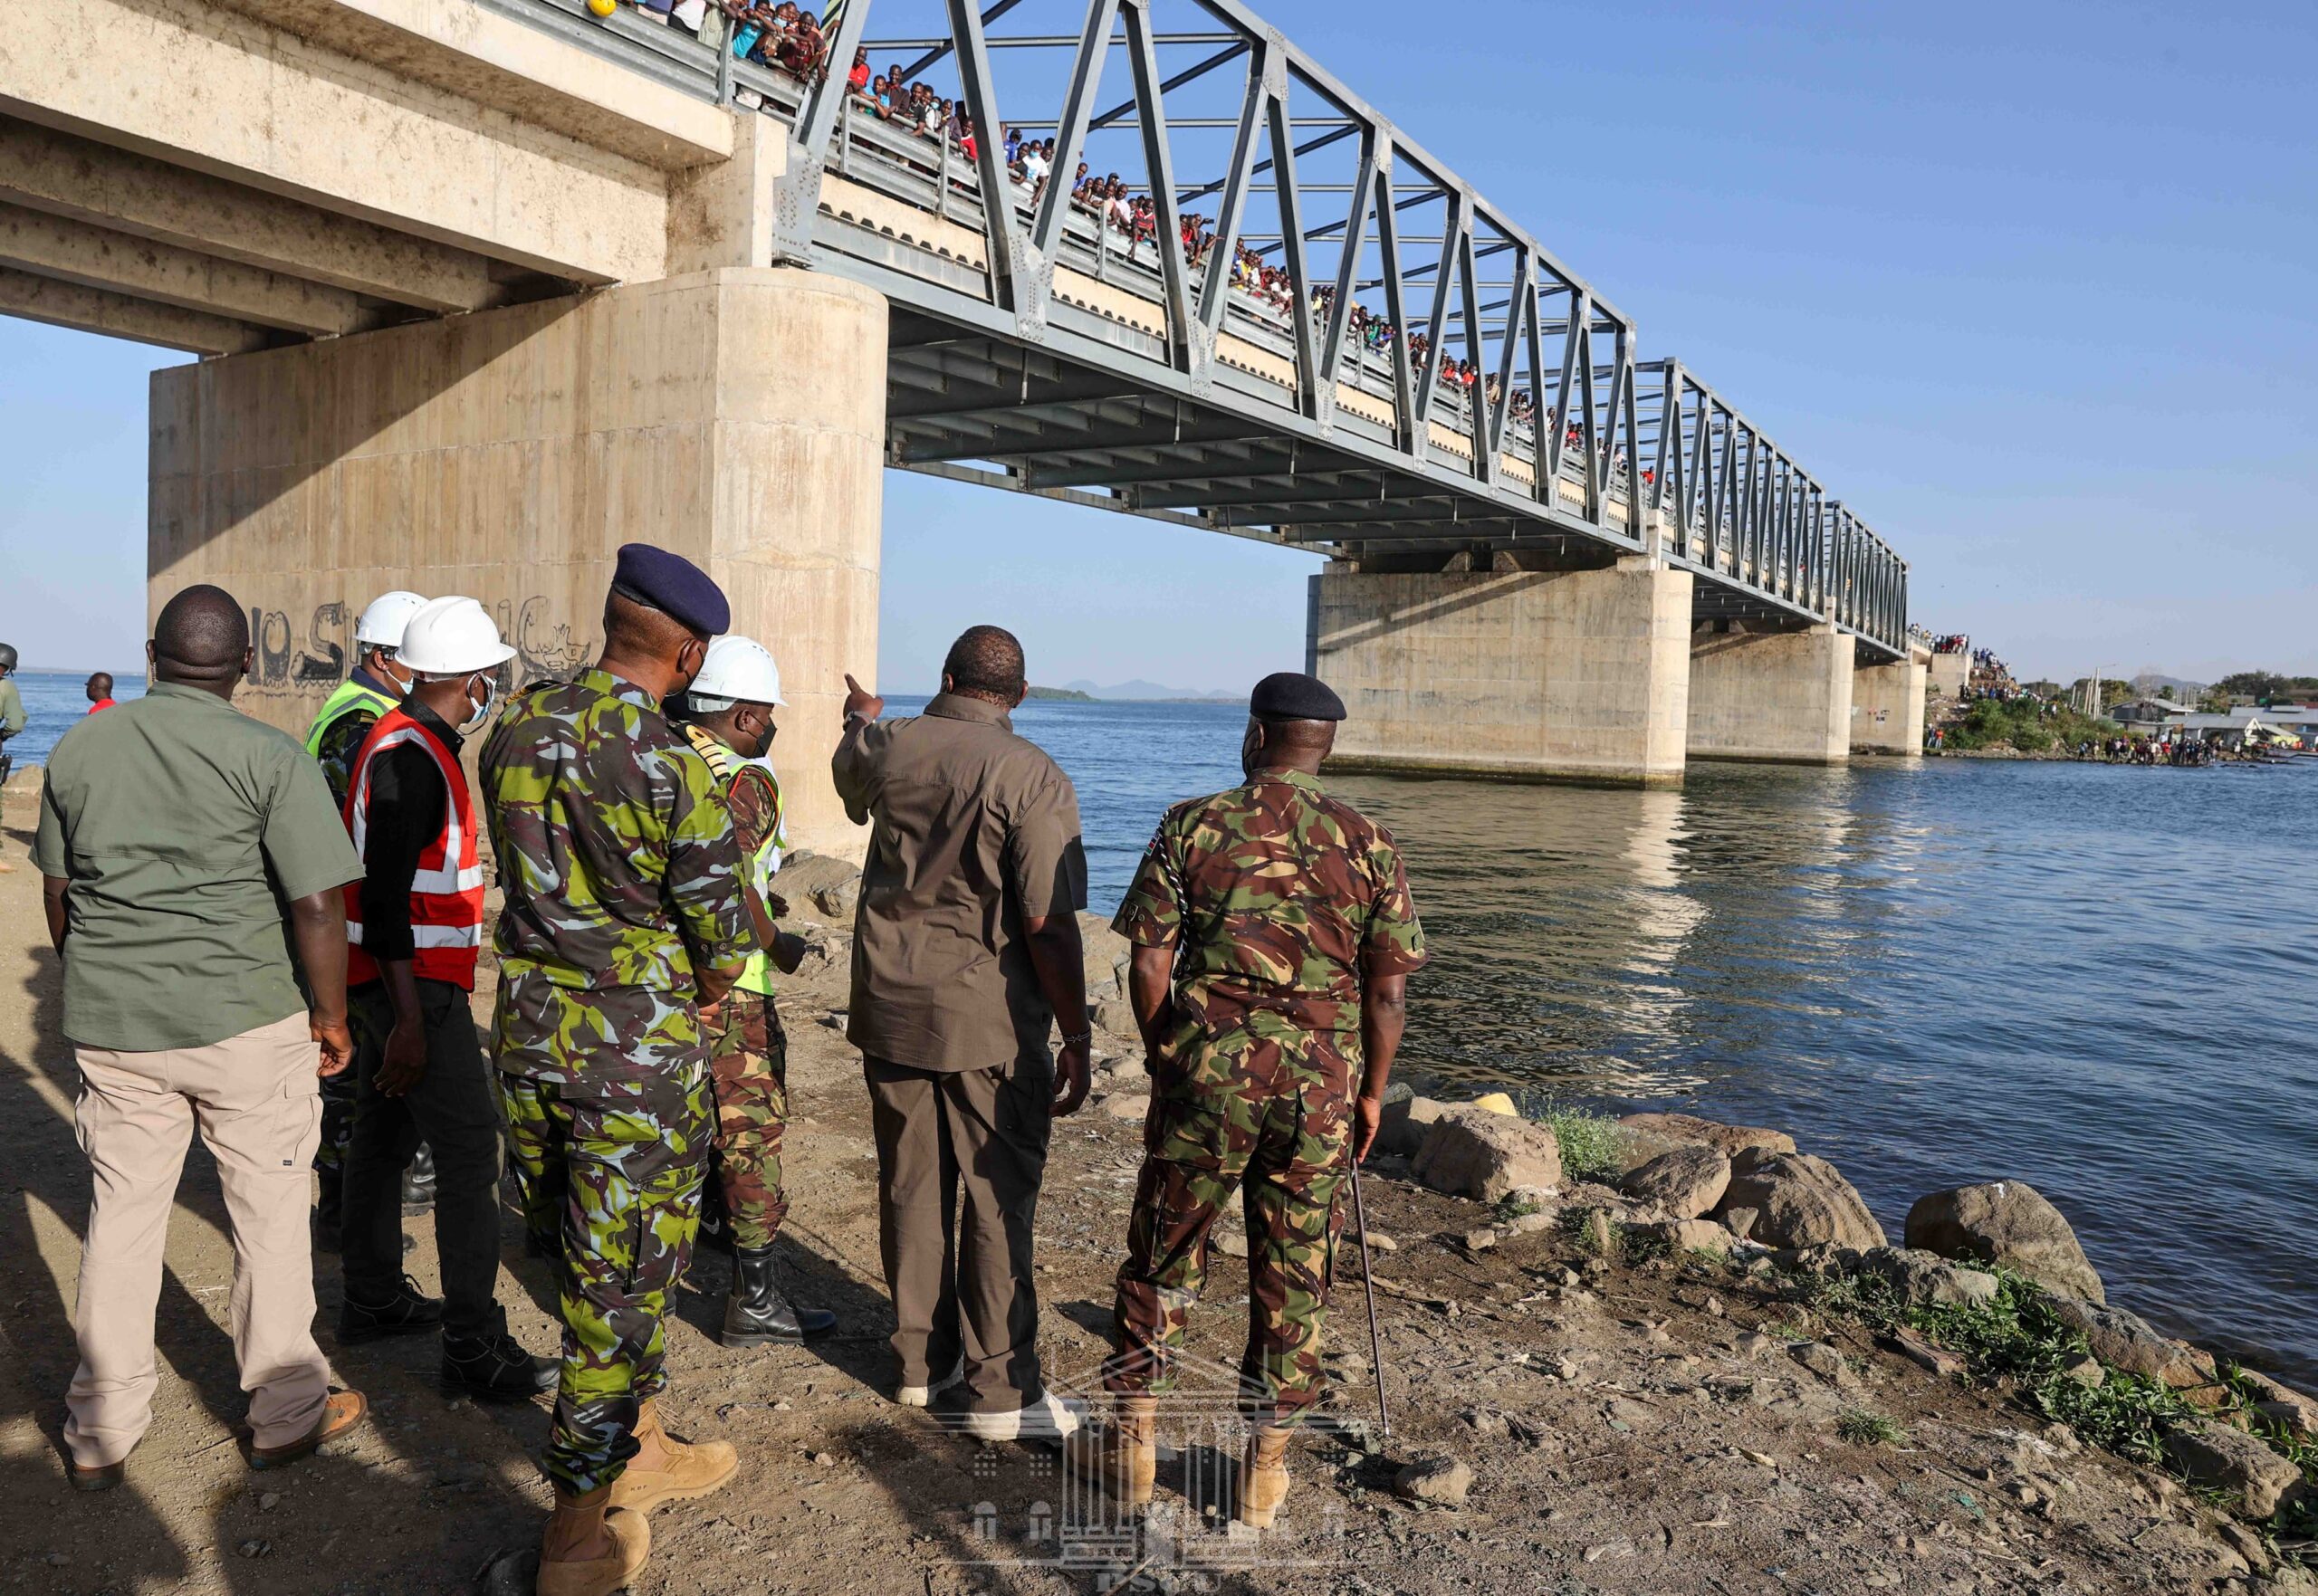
[777,844,2318,1590]
[3,805,2312,1593]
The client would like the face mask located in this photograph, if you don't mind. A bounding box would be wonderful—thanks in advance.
[1240,720,1263,779]
[460,673,501,733]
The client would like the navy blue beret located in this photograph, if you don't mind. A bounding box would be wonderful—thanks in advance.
[1250,671,1346,722]
[611,543,729,636]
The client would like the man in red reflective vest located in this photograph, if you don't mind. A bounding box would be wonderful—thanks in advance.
[336,597,556,1402]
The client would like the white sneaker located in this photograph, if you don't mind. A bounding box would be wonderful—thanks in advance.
[895,1360,964,1409]
[962,1391,1085,1442]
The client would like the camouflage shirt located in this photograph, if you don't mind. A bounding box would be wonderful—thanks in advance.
[481,668,751,1000]
[1114,768,1426,1037]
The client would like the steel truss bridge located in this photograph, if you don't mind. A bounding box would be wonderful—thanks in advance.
[509,0,1911,659]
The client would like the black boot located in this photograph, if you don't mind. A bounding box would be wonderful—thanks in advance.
[441,1332,558,1403]
[339,1274,444,1344]
[721,1246,836,1347]
[399,1143,437,1215]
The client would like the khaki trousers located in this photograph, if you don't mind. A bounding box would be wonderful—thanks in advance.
[66,1012,331,1467]
[863,1054,1052,1414]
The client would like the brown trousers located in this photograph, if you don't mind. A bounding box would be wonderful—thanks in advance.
[863,1053,1052,1414]
[66,1012,331,1467]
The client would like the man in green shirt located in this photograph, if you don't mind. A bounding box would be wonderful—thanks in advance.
[34,586,370,1491]
[0,640,24,874]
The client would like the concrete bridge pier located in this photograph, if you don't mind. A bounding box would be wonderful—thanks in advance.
[148,264,888,855]
[1685,623,1856,765]
[1851,646,1932,755]
[1310,552,1694,787]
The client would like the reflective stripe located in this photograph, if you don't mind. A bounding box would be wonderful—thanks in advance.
[348,922,482,949]
[347,725,472,874]
[340,708,485,989]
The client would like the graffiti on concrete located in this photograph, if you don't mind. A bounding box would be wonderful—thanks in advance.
[241,595,592,699]
[505,596,593,686]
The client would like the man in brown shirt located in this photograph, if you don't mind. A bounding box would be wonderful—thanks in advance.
[833,626,1091,1440]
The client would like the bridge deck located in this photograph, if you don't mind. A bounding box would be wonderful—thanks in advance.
[503,0,1910,658]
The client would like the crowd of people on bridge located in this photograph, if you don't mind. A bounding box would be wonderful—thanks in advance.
[590,0,1641,480]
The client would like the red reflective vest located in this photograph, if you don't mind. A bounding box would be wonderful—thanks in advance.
[340,708,485,990]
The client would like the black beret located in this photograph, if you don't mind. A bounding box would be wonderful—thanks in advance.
[1250,671,1346,722]
[610,543,729,636]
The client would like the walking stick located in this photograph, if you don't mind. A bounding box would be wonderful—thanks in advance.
[1349,1161,1391,1438]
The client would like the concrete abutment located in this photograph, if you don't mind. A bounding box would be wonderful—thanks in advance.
[1852,649,1930,755]
[1687,625,1855,765]
[1311,555,1694,788]
[148,264,887,857]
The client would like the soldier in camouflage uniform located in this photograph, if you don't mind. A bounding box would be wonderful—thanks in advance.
[480,547,752,1596]
[1070,672,1425,1531]
[671,635,836,1347]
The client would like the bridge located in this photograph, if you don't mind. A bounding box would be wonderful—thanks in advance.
[0,0,1929,847]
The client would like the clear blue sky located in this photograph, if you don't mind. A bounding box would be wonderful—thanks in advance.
[4,0,2313,692]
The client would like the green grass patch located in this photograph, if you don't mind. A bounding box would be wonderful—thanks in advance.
[1836,1409,1907,1447]
[1794,1266,2198,1465]
[1540,1104,1626,1183]
[1940,697,2113,753]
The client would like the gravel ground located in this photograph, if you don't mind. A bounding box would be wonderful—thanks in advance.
[0,797,2285,1596]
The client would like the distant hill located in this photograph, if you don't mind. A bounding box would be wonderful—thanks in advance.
[1025,685,1096,702]
[1061,677,1239,702]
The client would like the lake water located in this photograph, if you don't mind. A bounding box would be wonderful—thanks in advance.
[974,694,2318,1388]
[6,670,148,764]
[11,678,2308,1383]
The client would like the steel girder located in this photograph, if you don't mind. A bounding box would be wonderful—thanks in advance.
[497,0,1911,659]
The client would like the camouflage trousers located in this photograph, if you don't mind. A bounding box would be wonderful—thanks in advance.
[704,991,791,1252]
[1107,1024,1351,1426]
[494,980,712,1496]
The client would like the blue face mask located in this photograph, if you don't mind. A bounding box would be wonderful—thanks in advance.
[460,673,502,734]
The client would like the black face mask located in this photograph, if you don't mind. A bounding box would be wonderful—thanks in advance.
[1240,720,1263,779]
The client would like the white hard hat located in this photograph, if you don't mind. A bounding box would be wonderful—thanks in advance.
[691,635,785,706]
[393,596,517,676]
[354,590,430,649]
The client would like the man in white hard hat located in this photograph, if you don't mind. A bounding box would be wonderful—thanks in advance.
[308,590,428,805]
[673,636,838,1348]
[305,588,433,1247]
[334,597,558,1402]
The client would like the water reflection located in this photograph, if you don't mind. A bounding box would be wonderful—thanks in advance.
[1002,693,2318,1387]
[1336,767,1895,1105]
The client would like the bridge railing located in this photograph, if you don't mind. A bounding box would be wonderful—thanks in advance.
[495,0,1903,653]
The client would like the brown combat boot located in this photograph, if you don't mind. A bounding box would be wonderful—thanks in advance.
[1064,1393,1157,1505]
[537,1484,649,1596]
[1234,1424,1293,1529]
[606,1400,738,1514]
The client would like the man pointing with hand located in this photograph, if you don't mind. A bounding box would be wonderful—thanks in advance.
[834,626,1092,1441]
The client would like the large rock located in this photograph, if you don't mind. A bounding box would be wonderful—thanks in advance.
[2045,1297,2221,1397]
[1903,1181,2104,1305]
[2241,1371,2318,1442]
[1716,1150,1886,1250]
[1375,1095,1448,1160]
[1618,1145,1731,1219]
[774,852,862,920]
[1413,1106,1564,1203]
[1853,1247,2001,1308]
[1078,912,1132,999]
[1618,1113,1795,1160]
[2162,1419,2304,1519]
